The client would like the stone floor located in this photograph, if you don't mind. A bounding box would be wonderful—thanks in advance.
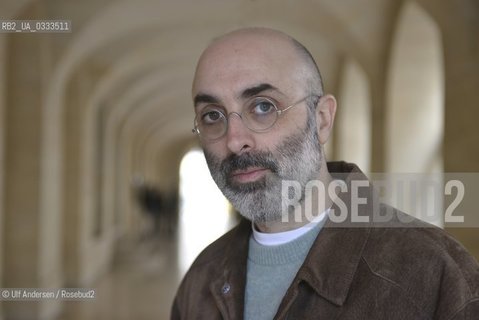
[60,234,181,320]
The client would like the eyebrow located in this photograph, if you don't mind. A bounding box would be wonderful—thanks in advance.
[193,93,220,108]
[240,83,279,100]
[193,83,281,108]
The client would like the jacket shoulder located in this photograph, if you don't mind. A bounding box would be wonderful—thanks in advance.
[362,204,479,318]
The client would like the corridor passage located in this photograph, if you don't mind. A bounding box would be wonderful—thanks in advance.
[1,1,478,319]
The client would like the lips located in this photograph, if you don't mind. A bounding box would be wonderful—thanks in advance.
[231,167,269,183]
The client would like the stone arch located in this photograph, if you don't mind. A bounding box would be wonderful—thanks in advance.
[386,1,444,173]
[385,0,444,225]
[336,58,372,171]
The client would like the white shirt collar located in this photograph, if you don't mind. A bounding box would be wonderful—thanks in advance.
[252,209,329,246]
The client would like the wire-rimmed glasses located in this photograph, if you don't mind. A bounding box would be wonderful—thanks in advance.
[192,95,320,141]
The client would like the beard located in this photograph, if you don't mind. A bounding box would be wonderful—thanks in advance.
[203,114,322,224]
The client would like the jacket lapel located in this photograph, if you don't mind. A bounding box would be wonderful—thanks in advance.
[210,162,375,319]
[210,219,251,320]
[277,162,374,318]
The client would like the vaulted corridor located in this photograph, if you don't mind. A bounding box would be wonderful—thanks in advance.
[1,0,478,319]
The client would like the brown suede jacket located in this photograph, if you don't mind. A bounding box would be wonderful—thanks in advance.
[171,162,479,319]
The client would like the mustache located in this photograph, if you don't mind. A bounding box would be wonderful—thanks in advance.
[220,152,279,176]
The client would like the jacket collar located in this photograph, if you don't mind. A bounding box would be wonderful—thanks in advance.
[210,218,251,320]
[210,161,374,317]
[297,161,373,306]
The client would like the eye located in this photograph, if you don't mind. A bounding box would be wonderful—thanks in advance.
[200,109,224,124]
[250,98,276,115]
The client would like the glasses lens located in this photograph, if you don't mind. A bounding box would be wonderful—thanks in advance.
[243,97,278,132]
[197,107,227,140]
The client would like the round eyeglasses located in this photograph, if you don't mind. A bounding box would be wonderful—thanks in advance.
[192,95,320,141]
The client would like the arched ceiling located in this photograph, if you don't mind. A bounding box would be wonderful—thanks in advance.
[4,0,472,174]
[46,0,399,159]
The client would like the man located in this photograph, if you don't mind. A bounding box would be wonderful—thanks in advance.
[171,28,479,319]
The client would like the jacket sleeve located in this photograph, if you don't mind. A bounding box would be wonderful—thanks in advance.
[170,295,181,320]
[431,234,479,320]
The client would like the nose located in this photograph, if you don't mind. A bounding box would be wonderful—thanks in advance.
[225,113,255,154]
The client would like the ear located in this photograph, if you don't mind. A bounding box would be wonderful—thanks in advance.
[315,94,337,145]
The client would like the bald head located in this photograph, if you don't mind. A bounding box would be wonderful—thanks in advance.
[193,28,324,104]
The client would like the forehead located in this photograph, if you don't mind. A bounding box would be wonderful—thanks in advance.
[192,33,303,101]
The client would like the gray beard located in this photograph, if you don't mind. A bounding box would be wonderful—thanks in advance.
[203,116,322,224]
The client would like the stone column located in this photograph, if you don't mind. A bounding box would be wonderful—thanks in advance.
[3,7,62,319]
[442,20,479,260]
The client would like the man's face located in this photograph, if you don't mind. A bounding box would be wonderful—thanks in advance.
[192,32,323,223]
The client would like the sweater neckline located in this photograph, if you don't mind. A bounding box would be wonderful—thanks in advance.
[248,221,324,265]
[252,209,329,246]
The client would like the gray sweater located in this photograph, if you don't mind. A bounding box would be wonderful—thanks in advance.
[244,221,324,320]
